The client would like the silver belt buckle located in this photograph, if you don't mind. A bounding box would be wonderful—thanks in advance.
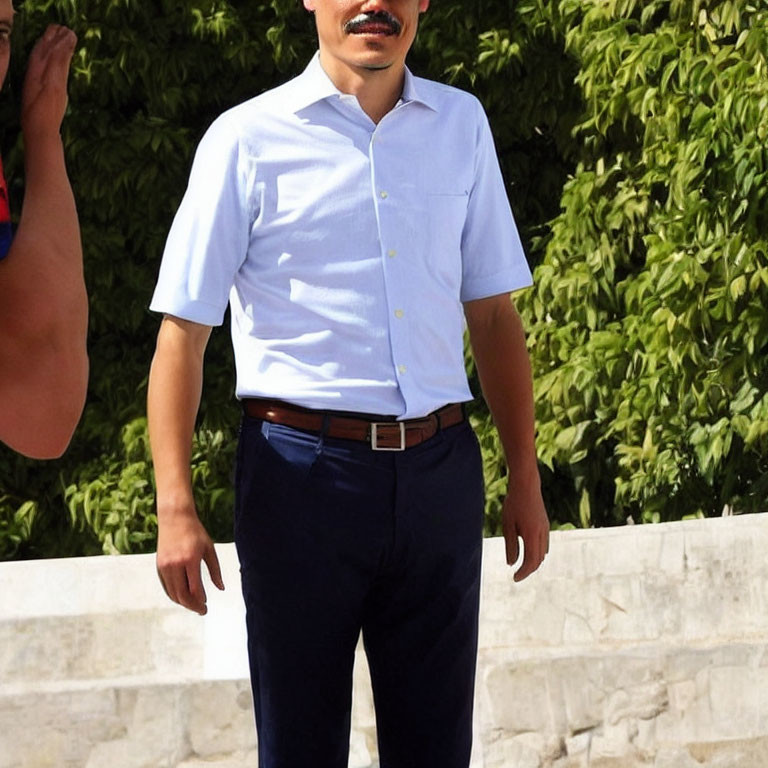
[370,422,406,451]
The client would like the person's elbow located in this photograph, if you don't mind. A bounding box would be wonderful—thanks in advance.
[0,346,88,459]
[15,420,77,459]
[41,352,89,458]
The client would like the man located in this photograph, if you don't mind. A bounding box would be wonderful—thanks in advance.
[149,0,549,765]
[0,5,87,459]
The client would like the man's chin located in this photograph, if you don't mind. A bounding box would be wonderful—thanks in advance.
[349,49,397,72]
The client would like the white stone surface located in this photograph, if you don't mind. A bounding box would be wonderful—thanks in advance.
[1,514,767,766]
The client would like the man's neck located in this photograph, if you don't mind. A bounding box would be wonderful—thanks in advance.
[318,50,406,124]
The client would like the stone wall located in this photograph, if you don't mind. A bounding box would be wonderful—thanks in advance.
[1,514,766,767]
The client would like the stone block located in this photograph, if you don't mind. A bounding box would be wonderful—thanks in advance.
[663,647,716,685]
[592,575,647,641]
[177,752,259,768]
[83,686,190,768]
[482,733,543,768]
[564,732,590,758]
[653,747,706,768]
[0,687,127,768]
[635,572,683,641]
[590,719,637,761]
[681,567,764,644]
[154,610,208,678]
[647,525,685,574]
[187,681,256,757]
[604,678,668,727]
[543,534,587,583]
[557,660,604,735]
[484,660,554,735]
[681,524,735,574]
[588,757,648,768]
[0,611,203,688]
[686,736,768,767]
[562,606,597,646]
[707,666,768,740]
[479,567,567,649]
[586,532,644,578]
[351,646,376,729]
[634,716,656,760]
[348,728,373,768]
[655,668,711,745]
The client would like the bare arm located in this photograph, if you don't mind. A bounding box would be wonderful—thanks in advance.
[0,26,87,458]
[148,315,224,615]
[464,293,549,581]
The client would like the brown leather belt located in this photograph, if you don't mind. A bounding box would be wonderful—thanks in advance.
[242,399,466,451]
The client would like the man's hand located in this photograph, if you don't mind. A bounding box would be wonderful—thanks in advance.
[502,476,549,582]
[21,24,76,142]
[156,508,225,616]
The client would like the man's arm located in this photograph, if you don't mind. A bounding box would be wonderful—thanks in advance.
[464,292,549,581]
[148,315,224,615]
[0,25,87,458]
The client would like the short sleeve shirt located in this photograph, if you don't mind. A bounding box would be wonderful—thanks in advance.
[150,55,532,419]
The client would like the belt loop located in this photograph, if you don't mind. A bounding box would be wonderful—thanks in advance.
[260,420,271,439]
[316,413,331,453]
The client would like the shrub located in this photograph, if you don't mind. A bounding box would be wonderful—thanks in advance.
[2,0,763,558]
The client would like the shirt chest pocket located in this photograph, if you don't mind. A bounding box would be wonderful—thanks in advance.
[424,190,469,284]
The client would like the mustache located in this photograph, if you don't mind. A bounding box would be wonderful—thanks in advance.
[344,11,402,35]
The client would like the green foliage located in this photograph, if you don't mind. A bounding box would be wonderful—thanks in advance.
[2,0,764,558]
[518,0,768,525]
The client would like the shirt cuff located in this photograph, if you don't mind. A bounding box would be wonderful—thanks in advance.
[460,266,534,303]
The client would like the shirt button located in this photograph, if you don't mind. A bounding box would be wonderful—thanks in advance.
[380,190,388,199]
[398,365,407,374]
[394,309,404,319]
[387,249,397,258]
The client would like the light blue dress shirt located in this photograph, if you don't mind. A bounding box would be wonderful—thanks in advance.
[150,54,532,419]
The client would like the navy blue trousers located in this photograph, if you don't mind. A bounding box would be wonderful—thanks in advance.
[234,414,485,768]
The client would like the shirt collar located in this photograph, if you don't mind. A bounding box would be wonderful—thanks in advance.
[401,66,438,111]
[286,52,438,113]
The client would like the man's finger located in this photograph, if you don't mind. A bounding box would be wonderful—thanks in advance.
[185,561,208,615]
[49,27,77,62]
[503,516,519,566]
[156,568,170,599]
[158,563,184,606]
[203,544,225,591]
[40,31,76,82]
[514,534,542,582]
[27,26,75,80]
[28,26,61,66]
[42,24,59,44]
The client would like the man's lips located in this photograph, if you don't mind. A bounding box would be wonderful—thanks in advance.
[344,12,402,36]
